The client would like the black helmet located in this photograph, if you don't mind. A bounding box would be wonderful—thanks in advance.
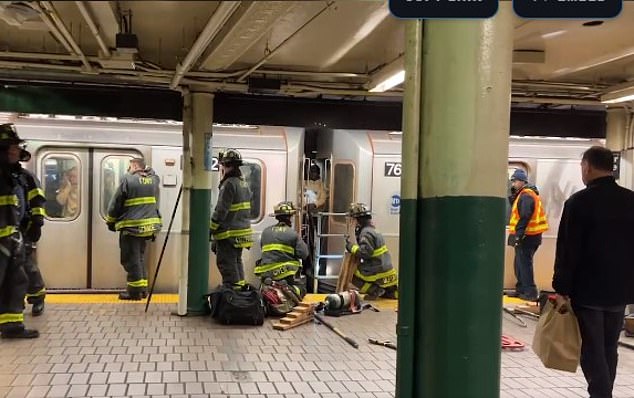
[219,148,243,166]
[347,202,371,218]
[0,123,25,145]
[270,201,297,217]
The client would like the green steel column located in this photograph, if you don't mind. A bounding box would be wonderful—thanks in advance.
[410,4,513,397]
[187,91,214,315]
[177,89,193,316]
[396,19,423,398]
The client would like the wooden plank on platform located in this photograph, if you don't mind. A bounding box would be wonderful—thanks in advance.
[336,252,359,293]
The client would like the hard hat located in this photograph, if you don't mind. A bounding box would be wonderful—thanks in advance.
[270,201,297,217]
[347,202,371,218]
[218,148,243,166]
[0,123,25,145]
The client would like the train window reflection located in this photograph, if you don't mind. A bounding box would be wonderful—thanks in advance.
[240,161,263,222]
[42,155,80,220]
[101,155,134,219]
[332,163,355,223]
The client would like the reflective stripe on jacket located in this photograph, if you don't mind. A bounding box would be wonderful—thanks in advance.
[106,168,162,237]
[508,188,548,236]
[255,222,308,280]
[15,168,46,233]
[0,167,19,240]
[210,175,253,247]
[351,225,396,283]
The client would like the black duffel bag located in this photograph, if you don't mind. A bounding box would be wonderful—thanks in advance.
[207,284,265,326]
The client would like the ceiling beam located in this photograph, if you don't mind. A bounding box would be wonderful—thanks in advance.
[200,1,297,72]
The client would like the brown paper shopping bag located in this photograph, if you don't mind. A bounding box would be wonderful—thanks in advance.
[532,300,581,372]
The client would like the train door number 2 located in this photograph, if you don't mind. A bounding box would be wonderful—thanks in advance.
[384,161,402,177]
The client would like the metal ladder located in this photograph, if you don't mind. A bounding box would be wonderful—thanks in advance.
[312,211,348,293]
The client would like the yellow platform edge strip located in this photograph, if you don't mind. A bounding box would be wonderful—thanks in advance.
[44,293,530,308]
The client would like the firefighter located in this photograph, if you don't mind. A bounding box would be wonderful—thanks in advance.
[0,124,38,338]
[106,157,162,300]
[345,203,398,300]
[255,201,308,298]
[210,148,253,288]
[3,125,47,315]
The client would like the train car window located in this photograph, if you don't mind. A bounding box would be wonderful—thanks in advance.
[100,155,134,219]
[332,163,355,223]
[240,161,263,222]
[41,155,80,220]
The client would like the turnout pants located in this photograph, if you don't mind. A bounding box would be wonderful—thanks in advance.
[0,238,28,332]
[574,305,626,398]
[513,241,539,298]
[119,233,148,294]
[216,239,245,285]
[23,242,45,305]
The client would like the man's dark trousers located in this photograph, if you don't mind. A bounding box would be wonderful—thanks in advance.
[513,241,539,298]
[574,305,625,398]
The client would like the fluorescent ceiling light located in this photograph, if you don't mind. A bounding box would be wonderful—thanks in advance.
[370,70,405,93]
[600,83,634,104]
[369,55,405,93]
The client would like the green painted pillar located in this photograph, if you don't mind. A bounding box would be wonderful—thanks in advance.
[396,19,423,398]
[186,90,214,315]
[397,4,514,397]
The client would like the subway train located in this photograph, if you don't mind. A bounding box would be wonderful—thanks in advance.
[12,115,604,293]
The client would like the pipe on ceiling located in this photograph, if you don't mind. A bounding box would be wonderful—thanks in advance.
[170,1,241,89]
[39,1,92,71]
[75,1,111,58]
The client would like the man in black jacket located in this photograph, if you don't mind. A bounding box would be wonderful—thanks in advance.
[553,145,634,398]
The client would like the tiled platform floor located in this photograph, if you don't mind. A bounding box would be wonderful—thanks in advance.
[2,299,634,398]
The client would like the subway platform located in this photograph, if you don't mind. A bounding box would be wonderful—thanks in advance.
[2,295,634,398]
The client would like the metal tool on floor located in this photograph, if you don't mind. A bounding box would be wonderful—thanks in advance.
[503,306,527,328]
[314,312,359,349]
[369,338,396,350]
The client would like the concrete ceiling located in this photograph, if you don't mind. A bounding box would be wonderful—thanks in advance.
[0,1,633,105]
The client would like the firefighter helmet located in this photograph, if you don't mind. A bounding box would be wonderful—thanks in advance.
[0,123,25,145]
[218,148,243,166]
[270,201,297,217]
[347,202,371,218]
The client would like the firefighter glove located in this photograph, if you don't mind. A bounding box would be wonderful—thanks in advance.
[345,237,353,253]
[107,222,116,232]
[26,225,41,242]
[211,240,217,254]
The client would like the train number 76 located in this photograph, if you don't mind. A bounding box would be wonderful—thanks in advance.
[384,162,402,177]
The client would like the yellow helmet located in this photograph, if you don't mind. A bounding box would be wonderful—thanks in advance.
[347,202,371,218]
[270,201,297,217]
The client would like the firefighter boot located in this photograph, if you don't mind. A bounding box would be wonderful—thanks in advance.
[118,291,143,301]
[1,325,39,339]
[32,301,45,316]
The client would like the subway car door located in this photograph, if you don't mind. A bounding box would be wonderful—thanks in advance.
[37,148,140,289]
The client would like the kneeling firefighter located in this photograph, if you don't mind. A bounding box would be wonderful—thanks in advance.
[255,201,308,299]
[345,203,398,300]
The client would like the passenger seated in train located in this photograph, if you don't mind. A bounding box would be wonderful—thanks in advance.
[55,166,79,218]
[345,203,398,300]
[255,201,308,299]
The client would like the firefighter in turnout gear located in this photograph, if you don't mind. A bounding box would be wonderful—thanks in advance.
[106,157,162,300]
[345,203,398,300]
[0,123,39,338]
[3,126,47,315]
[210,148,253,287]
[255,201,309,298]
